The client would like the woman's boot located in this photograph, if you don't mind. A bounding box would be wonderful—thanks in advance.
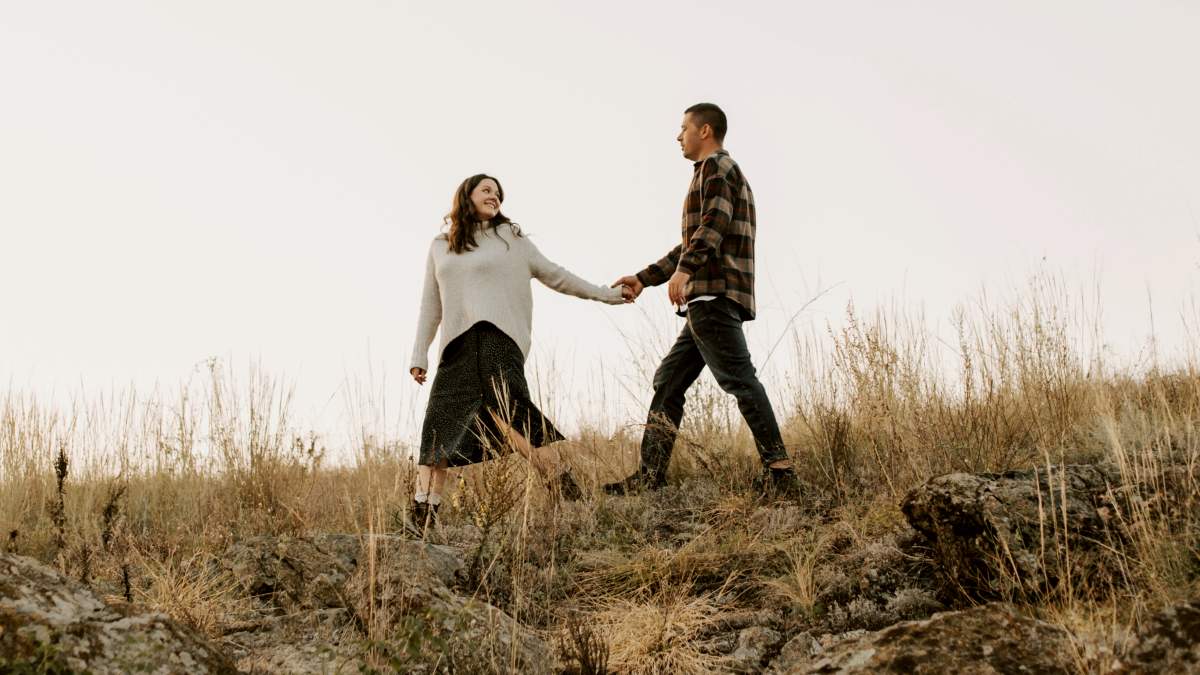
[409,500,429,536]
[554,470,584,502]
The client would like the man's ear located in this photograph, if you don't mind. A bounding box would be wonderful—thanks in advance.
[699,124,713,140]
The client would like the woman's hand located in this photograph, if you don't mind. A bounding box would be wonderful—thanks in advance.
[612,275,643,302]
[411,367,427,385]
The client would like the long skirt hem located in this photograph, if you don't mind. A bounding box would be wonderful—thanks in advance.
[418,321,564,468]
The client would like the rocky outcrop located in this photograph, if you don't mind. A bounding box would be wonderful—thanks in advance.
[901,464,1145,598]
[221,534,554,674]
[1117,601,1200,673]
[345,536,554,673]
[222,608,358,674]
[231,635,361,675]
[725,625,784,673]
[0,552,235,674]
[769,631,823,674]
[774,603,1075,674]
[221,533,462,612]
[810,529,944,633]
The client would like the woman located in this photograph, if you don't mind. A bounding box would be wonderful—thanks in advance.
[409,173,631,530]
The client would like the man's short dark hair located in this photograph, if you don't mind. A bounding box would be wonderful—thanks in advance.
[684,102,727,142]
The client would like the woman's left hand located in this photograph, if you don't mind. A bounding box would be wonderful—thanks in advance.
[411,367,427,385]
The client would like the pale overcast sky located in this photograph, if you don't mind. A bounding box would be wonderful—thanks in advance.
[2,1,1198,445]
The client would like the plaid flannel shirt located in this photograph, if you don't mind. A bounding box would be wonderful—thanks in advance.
[635,149,757,319]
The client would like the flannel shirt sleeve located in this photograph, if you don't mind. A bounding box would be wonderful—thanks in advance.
[676,160,733,275]
[636,244,681,287]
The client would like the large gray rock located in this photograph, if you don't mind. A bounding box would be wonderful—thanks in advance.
[222,609,359,675]
[768,631,823,674]
[221,534,553,674]
[810,529,944,633]
[0,552,235,674]
[726,625,784,673]
[792,603,1075,674]
[220,533,462,611]
[344,536,555,674]
[1117,601,1200,673]
[902,464,1133,598]
[769,631,883,674]
[233,636,361,675]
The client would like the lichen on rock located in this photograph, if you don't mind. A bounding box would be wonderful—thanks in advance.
[1,552,236,674]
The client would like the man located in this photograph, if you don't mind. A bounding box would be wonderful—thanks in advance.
[605,102,803,498]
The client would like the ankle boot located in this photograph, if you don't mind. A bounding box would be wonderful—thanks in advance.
[602,466,666,496]
[411,500,429,533]
[558,471,584,502]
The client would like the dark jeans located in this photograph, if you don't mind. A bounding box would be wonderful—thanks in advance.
[640,297,788,481]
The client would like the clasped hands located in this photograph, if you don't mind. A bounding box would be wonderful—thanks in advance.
[411,272,689,385]
[611,270,691,307]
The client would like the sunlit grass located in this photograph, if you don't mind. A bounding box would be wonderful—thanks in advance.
[2,273,1198,671]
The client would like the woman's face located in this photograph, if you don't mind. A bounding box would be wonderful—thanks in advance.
[469,178,501,221]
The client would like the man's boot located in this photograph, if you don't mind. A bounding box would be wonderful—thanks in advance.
[754,465,804,501]
[602,466,666,496]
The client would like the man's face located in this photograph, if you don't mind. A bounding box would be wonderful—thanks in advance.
[677,113,706,161]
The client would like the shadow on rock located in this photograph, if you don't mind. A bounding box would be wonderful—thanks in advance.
[901,463,1195,600]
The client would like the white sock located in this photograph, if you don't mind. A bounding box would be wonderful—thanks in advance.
[427,493,442,506]
[414,492,429,503]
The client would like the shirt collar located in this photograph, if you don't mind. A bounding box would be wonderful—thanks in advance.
[693,148,728,169]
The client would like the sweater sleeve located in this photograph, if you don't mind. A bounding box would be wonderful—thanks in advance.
[409,243,442,371]
[527,239,626,304]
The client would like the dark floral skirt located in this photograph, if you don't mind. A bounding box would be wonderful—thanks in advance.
[419,321,565,467]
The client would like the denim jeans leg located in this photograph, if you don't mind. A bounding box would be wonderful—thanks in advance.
[688,299,788,465]
[640,323,707,481]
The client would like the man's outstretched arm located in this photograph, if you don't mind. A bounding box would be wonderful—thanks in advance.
[611,244,680,301]
[637,244,682,287]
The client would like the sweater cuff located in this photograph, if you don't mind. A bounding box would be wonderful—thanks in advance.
[410,354,429,372]
[602,285,627,304]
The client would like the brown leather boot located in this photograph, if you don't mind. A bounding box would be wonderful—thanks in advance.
[557,471,584,502]
[408,500,429,537]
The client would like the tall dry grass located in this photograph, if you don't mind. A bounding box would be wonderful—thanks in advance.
[785,275,1108,504]
[2,274,1198,672]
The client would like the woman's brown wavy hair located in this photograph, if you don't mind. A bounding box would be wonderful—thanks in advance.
[444,173,522,254]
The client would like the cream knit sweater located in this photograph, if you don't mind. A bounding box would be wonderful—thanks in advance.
[410,224,625,372]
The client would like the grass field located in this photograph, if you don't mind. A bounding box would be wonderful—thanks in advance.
[3,276,1198,672]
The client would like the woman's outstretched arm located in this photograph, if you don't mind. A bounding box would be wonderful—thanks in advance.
[410,244,442,379]
[527,238,629,304]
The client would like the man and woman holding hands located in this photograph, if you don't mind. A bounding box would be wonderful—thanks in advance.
[407,103,802,527]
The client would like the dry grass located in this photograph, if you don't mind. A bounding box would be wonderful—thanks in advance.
[3,274,1199,671]
[132,549,256,637]
[589,588,726,675]
[765,530,835,617]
